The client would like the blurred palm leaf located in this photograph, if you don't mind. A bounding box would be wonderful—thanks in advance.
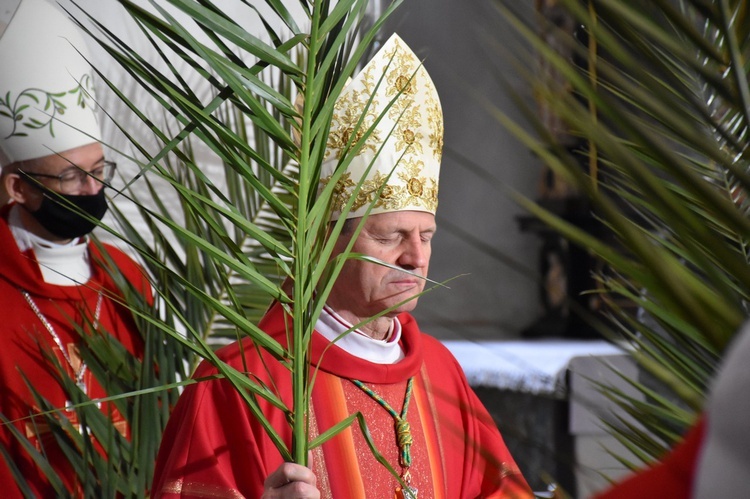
[493,0,750,472]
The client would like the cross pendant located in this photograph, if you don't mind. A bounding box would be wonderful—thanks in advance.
[65,380,88,411]
[395,485,418,499]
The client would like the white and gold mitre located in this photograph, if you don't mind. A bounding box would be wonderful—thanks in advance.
[0,0,100,167]
[319,33,443,221]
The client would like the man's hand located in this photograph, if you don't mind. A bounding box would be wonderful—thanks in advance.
[261,462,320,499]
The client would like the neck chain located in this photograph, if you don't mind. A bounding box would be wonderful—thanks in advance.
[352,376,418,499]
[21,289,103,406]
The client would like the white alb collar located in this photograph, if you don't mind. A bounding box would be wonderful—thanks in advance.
[8,205,91,285]
[316,305,404,364]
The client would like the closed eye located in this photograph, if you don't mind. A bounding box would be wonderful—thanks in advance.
[420,231,436,243]
[89,166,106,179]
[376,236,399,244]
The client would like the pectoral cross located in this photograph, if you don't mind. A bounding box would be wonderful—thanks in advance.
[65,379,89,411]
[395,485,418,499]
[395,469,417,499]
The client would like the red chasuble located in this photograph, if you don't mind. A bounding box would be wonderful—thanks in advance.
[0,205,149,498]
[152,302,533,498]
[593,417,705,499]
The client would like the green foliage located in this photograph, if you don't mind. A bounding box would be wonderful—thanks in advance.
[75,0,362,462]
[1,255,189,497]
[79,0,409,468]
[494,0,750,470]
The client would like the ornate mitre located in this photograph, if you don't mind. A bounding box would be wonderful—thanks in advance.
[319,33,443,220]
[0,0,100,167]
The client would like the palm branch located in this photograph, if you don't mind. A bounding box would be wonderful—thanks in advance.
[76,0,409,470]
[492,0,750,473]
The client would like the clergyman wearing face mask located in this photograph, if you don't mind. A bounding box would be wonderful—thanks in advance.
[0,0,151,496]
[13,147,114,241]
[2,135,114,285]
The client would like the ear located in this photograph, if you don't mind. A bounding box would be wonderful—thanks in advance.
[4,171,36,204]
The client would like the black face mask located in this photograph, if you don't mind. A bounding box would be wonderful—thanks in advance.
[26,187,109,240]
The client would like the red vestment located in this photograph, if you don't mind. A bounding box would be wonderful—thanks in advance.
[152,302,533,498]
[593,417,705,499]
[0,204,149,497]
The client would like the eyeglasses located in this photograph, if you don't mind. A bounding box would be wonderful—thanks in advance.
[19,161,117,195]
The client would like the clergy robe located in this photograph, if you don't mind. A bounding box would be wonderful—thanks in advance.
[592,418,704,499]
[0,204,149,498]
[152,301,533,498]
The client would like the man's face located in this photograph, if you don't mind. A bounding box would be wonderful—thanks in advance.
[3,142,107,241]
[327,210,437,323]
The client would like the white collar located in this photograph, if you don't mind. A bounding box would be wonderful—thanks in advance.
[8,205,91,286]
[316,305,404,364]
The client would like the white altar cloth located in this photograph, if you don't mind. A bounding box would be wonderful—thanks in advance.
[442,339,625,396]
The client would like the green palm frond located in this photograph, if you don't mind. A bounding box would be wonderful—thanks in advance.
[108,102,298,351]
[493,0,750,470]
[2,258,189,497]
[83,0,407,468]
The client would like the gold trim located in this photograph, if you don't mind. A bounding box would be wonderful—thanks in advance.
[159,478,246,498]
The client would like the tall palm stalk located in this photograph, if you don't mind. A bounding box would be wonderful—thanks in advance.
[493,0,750,471]
[78,0,407,470]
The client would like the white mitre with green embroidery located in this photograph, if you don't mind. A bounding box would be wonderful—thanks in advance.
[320,33,444,221]
[0,0,100,167]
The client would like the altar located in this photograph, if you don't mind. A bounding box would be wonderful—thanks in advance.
[443,339,639,498]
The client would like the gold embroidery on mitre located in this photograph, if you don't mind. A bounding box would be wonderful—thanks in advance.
[395,114,424,156]
[320,172,356,213]
[390,159,438,212]
[381,37,443,162]
[325,100,380,160]
[319,34,443,220]
[427,101,444,161]
[407,177,423,196]
[325,59,381,161]
[385,42,418,98]
[322,161,438,215]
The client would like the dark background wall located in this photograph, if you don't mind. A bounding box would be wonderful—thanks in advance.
[381,1,543,341]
